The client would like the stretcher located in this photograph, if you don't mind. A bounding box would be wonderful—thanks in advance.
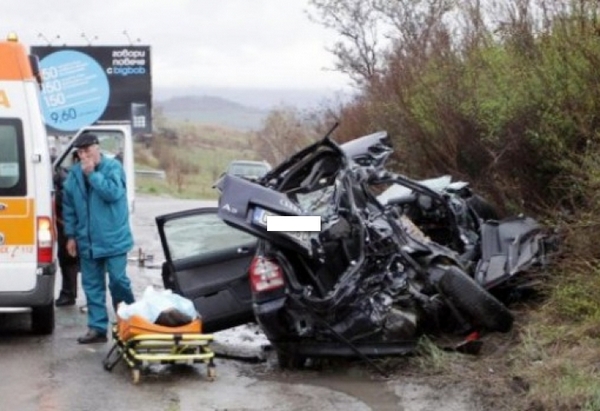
[102,314,216,384]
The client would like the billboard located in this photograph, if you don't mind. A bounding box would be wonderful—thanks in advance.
[30,45,152,135]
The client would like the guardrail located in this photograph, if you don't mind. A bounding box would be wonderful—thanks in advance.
[135,169,166,180]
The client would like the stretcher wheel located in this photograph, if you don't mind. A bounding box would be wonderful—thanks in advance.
[207,364,216,381]
[131,368,141,384]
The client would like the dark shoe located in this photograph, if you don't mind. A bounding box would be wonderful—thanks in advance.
[77,329,107,344]
[55,295,76,307]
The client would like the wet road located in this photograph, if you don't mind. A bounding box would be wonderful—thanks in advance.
[0,194,475,411]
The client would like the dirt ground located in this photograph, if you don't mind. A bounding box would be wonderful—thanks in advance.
[211,320,532,411]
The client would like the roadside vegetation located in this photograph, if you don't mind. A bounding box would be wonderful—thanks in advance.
[303,0,600,409]
[134,105,326,199]
[134,114,259,199]
[137,0,600,408]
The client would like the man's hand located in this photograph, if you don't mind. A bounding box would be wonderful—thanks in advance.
[81,157,95,175]
[66,238,78,257]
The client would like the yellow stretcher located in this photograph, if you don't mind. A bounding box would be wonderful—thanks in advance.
[102,314,216,384]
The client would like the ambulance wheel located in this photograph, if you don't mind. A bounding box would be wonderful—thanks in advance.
[131,368,141,384]
[207,364,217,381]
[32,303,55,335]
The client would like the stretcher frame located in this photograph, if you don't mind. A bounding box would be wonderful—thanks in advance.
[102,316,216,384]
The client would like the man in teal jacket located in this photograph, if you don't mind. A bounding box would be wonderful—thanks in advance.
[63,133,135,344]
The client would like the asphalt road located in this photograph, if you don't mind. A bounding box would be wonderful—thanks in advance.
[0,194,475,411]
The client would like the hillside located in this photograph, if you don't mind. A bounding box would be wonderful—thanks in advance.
[155,95,268,131]
[153,86,353,110]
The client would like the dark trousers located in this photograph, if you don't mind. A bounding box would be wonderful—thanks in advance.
[57,225,80,299]
[80,254,134,334]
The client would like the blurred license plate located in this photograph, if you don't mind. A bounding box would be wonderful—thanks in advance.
[252,207,310,247]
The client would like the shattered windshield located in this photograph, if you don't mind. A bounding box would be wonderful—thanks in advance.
[293,185,336,215]
[164,212,255,261]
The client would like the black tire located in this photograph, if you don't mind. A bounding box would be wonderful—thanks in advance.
[466,194,500,221]
[436,266,513,333]
[276,349,305,369]
[31,303,55,335]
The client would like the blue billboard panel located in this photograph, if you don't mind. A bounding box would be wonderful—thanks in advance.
[38,50,110,132]
[31,45,152,135]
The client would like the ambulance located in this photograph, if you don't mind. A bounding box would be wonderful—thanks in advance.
[0,34,56,334]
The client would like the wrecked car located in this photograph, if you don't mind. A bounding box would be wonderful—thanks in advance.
[156,129,552,369]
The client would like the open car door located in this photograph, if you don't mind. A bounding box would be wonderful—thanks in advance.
[156,207,257,333]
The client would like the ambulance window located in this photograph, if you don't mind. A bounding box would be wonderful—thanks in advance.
[0,119,26,196]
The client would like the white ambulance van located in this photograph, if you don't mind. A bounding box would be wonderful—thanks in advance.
[0,34,56,334]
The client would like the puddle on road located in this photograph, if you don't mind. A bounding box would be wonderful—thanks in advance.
[176,364,373,411]
[236,355,477,411]
[262,367,400,411]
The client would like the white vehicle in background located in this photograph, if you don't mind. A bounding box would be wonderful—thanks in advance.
[213,159,272,188]
[225,160,271,181]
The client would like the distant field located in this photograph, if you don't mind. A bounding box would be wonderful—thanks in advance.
[134,122,259,199]
[166,110,265,131]
[156,95,268,131]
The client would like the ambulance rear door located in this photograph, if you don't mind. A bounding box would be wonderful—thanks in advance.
[0,72,42,292]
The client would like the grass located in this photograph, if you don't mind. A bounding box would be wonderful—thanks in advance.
[507,261,600,410]
[413,336,455,373]
[512,318,600,410]
[134,123,258,199]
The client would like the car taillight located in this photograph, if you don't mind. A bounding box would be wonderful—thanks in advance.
[249,256,285,293]
[37,216,54,264]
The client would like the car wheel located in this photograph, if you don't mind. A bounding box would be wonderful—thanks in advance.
[436,266,514,333]
[466,194,500,221]
[31,303,55,335]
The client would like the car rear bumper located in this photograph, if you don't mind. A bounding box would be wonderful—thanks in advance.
[254,295,418,358]
[0,264,56,307]
[253,297,290,340]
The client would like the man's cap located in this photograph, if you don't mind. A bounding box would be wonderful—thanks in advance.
[73,133,99,148]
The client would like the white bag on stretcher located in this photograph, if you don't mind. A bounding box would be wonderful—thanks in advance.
[117,286,198,323]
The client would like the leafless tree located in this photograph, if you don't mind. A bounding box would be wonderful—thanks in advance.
[308,0,384,86]
[253,106,320,165]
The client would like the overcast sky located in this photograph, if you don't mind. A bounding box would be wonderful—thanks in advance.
[4,0,351,97]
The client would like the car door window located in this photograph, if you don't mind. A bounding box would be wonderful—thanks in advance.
[163,212,255,261]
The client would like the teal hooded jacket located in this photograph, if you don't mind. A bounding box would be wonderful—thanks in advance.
[62,155,133,259]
